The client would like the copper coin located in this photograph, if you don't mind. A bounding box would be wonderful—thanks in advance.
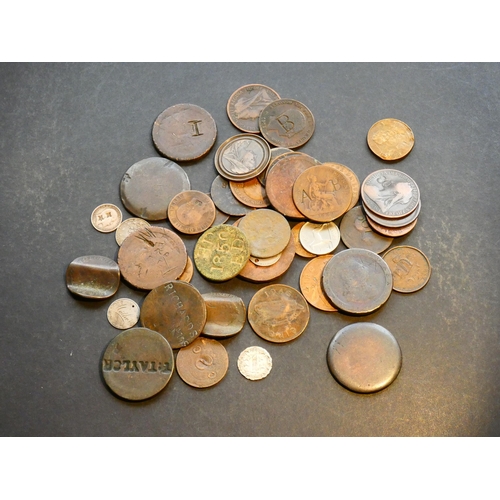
[299,221,340,255]
[210,175,254,217]
[227,84,281,133]
[118,226,187,290]
[291,222,316,258]
[66,255,120,299]
[115,218,151,246]
[140,281,206,349]
[322,249,393,314]
[238,346,272,381]
[362,200,421,228]
[383,245,431,293]
[178,256,194,283]
[152,103,217,161]
[327,323,402,393]
[168,190,216,234]
[339,205,393,254]
[211,205,230,226]
[259,98,315,149]
[292,164,352,222]
[248,284,310,343]
[91,203,122,233]
[258,147,293,185]
[120,157,190,221]
[299,255,337,312]
[229,177,270,208]
[366,215,418,237]
[322,162,360,211]
[367,118,414,161]
[102,327,174,401]
[202,292,246,338]
[107,298,140,329]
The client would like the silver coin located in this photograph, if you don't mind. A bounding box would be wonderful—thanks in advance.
[299,221,340,255]
[237,346,272,381]
[91,203,122,233]
[107,298,140,329]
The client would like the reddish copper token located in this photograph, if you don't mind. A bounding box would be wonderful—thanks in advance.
[168,190,216,234]
[291,222,316,258]
[177,256,194,283]
[299,255,336,312]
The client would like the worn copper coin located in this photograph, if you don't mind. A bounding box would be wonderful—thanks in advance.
[120,157,190,221]
[115,218,151,246]
[141,281,206,349]
[107,298,140,329]
[177,256,194,283]
[248,284,310,343]
[168,190,216,234]
[322,162,360,211]
[299,221,340,255]
[210,175,254,217]
[66,255,120,299]
[299,255,337,312]
[227,84,281,133]
[238,346,272,381]
[291,222,316,258]
[383,246,431,293]
[229,177,270,208]
[152,103,217,161]
[91,203,122,233]
[367,118,414,161]
[102,327,174,401]
[327,323,402,393]
[258,147,293,185]
[362,200,421,228]
[259,98,315,149]
[366,214,418,238]
[202,292,246,338]
[118,226,187,290]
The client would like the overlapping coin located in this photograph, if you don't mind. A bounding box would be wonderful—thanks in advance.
[168,190,216,234]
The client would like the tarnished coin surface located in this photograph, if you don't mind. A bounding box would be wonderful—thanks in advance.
[299,255,337,312]
[248,284,310,343]
[91,203,122,233]
[115,218,151,246]
[202,292,246,338]
[238,346,273,381]
[66,255,120,299]
[259,98,315,149]
[362,200,421,228]
[107,298,140,329]
[322,162,360,211]
[229,178,270,208]
[227,84,281,133]
[168,190,216,234]
[176,337,229,388]
[299,221,340,255]
[102,327,174,401]
[327,323,402,393]
[177,256,194,283]
[258,147,293,185]
[210,175,254,217]
[383,246,431,293]
[291,222,316,258]
[140,281,206,349]
[367,118,414,161]
[152,103,217,161]
[366,215,418,238]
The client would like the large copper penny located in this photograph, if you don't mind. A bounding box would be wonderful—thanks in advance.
[322,162,360,211]
[367,118,414,161]
[102,327,174,401]
[210,175,254,217]
[299,221,340,255]
[91,203,122,233]
[152,103,217,161]
[168,190,216,234]
[291,222,316,258]
[229,177,270,208]
[327,323,402,393]
[115,218,151,246]
[118,227,187,290]
[140,281,206,349]
[238,346,272,381]
[299,255,337,312]
[248,284,310,343]
[202,292,246,338]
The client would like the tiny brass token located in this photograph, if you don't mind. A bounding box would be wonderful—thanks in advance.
[291,222,316,258]
[102,327,174,401]
[322,162,360,211]
[176,337,229,388]
[299,221,340,255]
[248,284,310,343]
[66,255,120,299]
[107,298,140,329]
[383,245,431,293]
[367,118,414,161]
[91,203,122,233]
[210,175,254,217]
[115,218,151,246]
[238,346,272,381]
[327,323,402,393]
[202,292,246,338]
[168,190,216,234]
[229,178,270,208]
[299,255,337,312]
[177,256,194,283]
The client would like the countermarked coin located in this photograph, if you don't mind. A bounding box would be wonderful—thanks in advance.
[383,246,432,293]
[299,255,337,312]
[299,221,340,255]
[237,346,272,381]
[115,218,151,246]
[91,203,122,233]
[367,118,414,161]
[107,298,140,329]
[202,292,246,338]
[168,190,216,234]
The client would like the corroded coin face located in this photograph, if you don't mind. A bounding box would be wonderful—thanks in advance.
[248,284,310,343]
[91,203,122,233]
[152,103,217,161]
[299,255,336,312]
[202,292,246,338]
[168,190,216,234]
[299,221,340,255]
[102,327,174,401]
[238,346,272,381]
[291,222,316,258]
[229,178,270,208]
[210,175,254,217]
[383,245,431,293]
[115,218,151,246]
[367,118,414,161]
[107,298,140,329]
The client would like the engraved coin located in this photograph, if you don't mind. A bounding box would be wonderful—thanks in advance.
[140,281,206,349]
[259,98,315,149]
[115,218,151,246]
[107,298,140,329]
[383,245,431,293]
[291,222,316,258]
[66,255,120,299]
[202,292,246,338]
[101,327,174,401]
[365,216,418,238]
[152,103,217,161]
[91,203,122,233]
[299,221,340,255]
[210,175,254,217]
[249,253,282,267]
[177,256,194,283]
[227,84,281,133]
[248,284,310,343]
[229,177,270,208]
[327,323,402,393]
[367,118,414,161]
[322,249,393,314]
[168,190,216,234]
[238,346,272,381]
[322,162,360,211]
[299,255,336,312]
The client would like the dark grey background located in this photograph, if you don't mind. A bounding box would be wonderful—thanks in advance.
[1,62,499,436]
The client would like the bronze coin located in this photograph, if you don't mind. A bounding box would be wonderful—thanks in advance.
[120,157,190,221]
[102,327,174,401]
[227,84,281,133]
[66,255,120,299]
[365,215,418,237]
[327,323,402,393]
[229,177,270,208]
[322,248,393,314]
[168,190,216,234]
[383,245,431,293]
[115,218,151,246]
[367,118,414,161]
[362,200,421,228]
[91,203,122,233]
[152,103,217,161]
[259,98,315,148]
[299,255,337,312]
[177,256,194,283]
[339,205,393,254]
[291,222,316,258]
[118,226,187,290]
[202,292,246,338]
[140,281,206,349]
[248,284,310,343]
[258,147,293,185]
[322,162,360,211]
[210,175,254,217]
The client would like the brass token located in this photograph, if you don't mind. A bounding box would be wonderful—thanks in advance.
[210,175,254,217]
[118,226,187,290]
[237,346,272,381]
[229,178,270,208]
[168,190,216,234]
[177,256,194,283]
[367,118,414,161]
[194,225,250,282]
[115,218,151,246]
[248,284,310,343]
[366,214,418,237]
[291,222,316,258]
[107,298,140,329]
[176,337,229,388]
[322,162,360,211]
[152,103,217,161]
[202,292,246,338]
[140,281,206,349]
[299,255,337,312]
[299,221,340,255]
[383,245,431,293]
[91,203,122,233]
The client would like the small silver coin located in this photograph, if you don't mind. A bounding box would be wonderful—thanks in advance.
[107,298,140,329]
[237,346,272,381]
[91,203,122,233]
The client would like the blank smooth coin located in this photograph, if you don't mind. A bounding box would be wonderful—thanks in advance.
[107,298,140,329]
[237,346,272,381]
[202,292,246,337]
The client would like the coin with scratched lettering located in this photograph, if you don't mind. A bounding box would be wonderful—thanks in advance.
[237,346,272,381]
[202,292,246,338]
[168,190,216,234]
[107,298,140,329]
[115,218,151,246]
[367,118,414,161]
[91,203,122,233]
